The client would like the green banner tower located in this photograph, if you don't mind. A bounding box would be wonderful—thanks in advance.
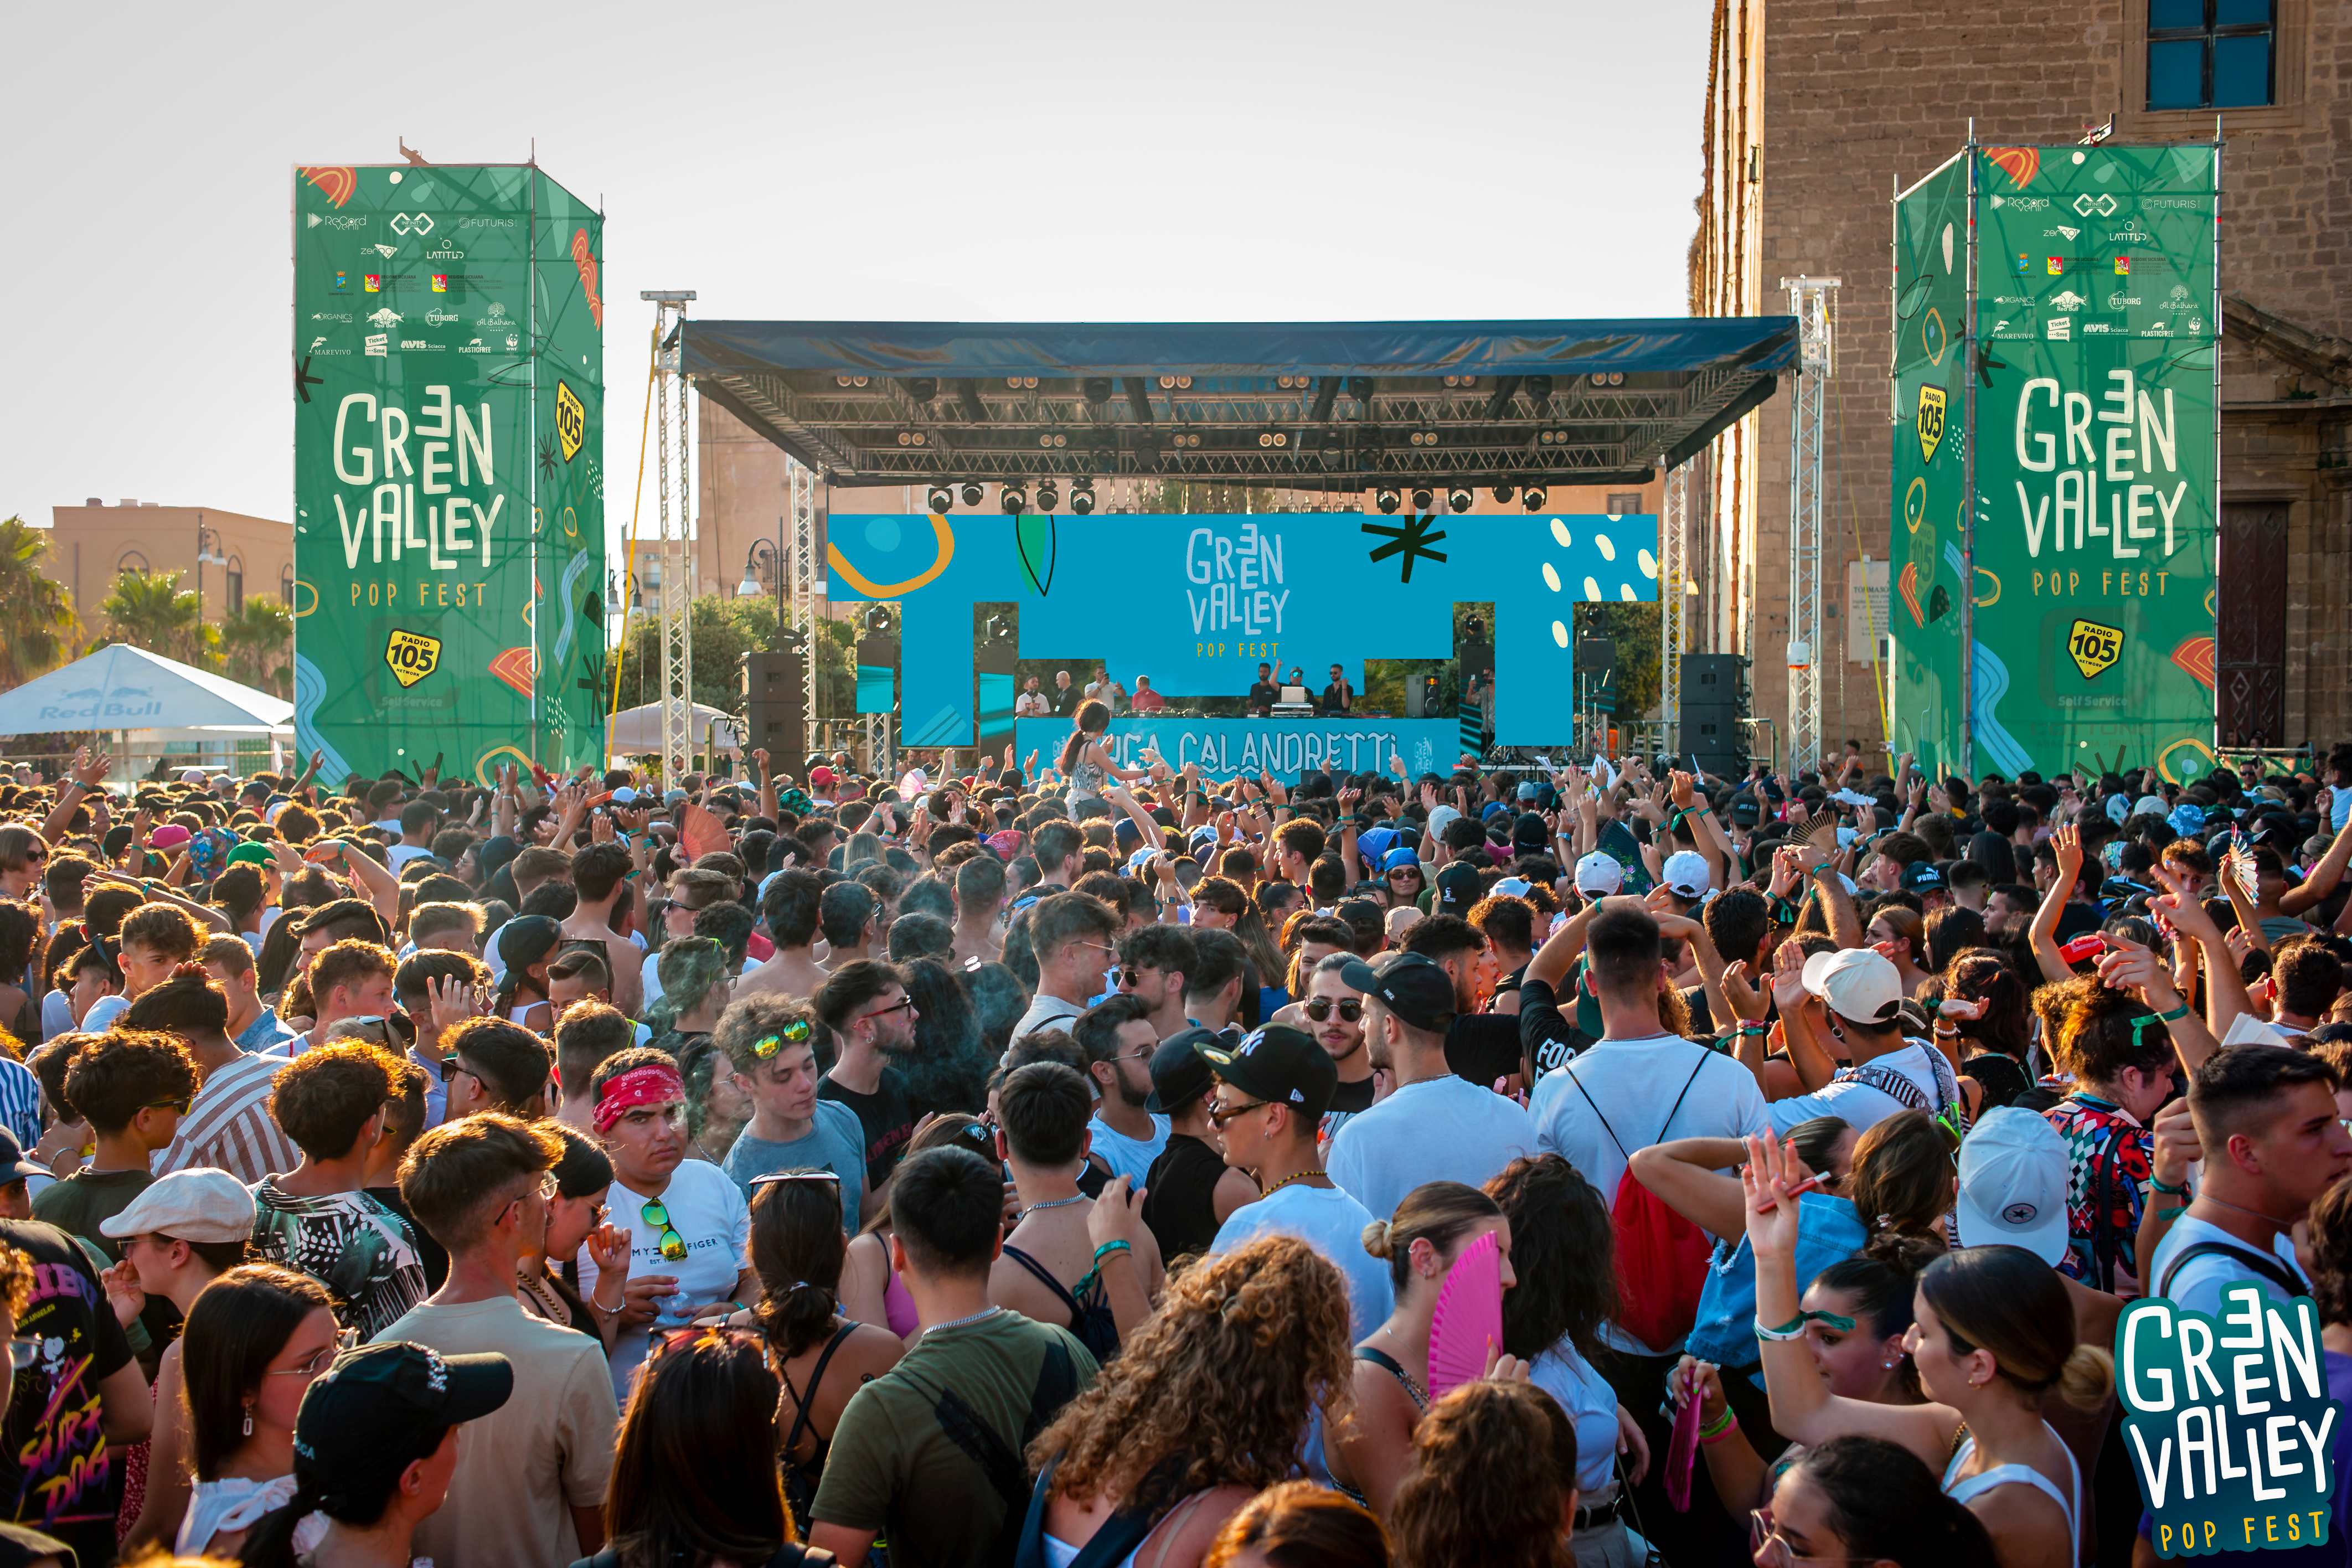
[1890,141,2219,785]
[291,162,605,787]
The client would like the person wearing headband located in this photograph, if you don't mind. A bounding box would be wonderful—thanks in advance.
[577,1047,756,1399]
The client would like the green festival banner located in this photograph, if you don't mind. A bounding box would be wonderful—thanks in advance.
[291,163,605,787]
[1891,142,2218,783]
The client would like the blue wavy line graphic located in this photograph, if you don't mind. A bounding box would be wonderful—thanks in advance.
[291,654,354,786]
[553,550,592,667]
[1969,640,2036,777]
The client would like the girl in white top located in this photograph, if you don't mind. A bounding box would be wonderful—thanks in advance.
[1744,1133,2107,1568]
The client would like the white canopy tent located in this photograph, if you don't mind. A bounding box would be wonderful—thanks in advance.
[0,643,293,773]
[607,700,741,757]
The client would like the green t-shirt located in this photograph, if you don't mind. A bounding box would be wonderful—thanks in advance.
[812,1308,1097,1565]
[30,1166,173,1372]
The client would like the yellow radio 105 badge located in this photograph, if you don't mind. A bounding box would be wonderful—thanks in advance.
[385,630,442,688]
[2067,618,2123,680]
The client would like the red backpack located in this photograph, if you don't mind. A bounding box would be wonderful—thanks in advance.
[1566,1055,1714,1351]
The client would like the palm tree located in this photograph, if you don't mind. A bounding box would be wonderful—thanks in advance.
[219,596,294,696]
[100,568,218,667]
[0,517,78,686]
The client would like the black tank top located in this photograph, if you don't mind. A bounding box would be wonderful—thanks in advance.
[1141,1134,1228,1262]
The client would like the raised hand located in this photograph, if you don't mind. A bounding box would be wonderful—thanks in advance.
[426,972,478,1039]
[1768,937,1809,1012]
[1721,960,1767,1023]
[2052,822,2083,883]
[71,749,112,790]
[1087,1174,1148,1252]
[752,748,771,776]
[1670,769,1696,810]
[2147,1097,2199,1187]
[1739,1133,1806,1258]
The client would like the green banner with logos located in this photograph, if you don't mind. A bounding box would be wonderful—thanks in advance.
[291,163,604,787]
[1891,143,2217,783]
[1889,151,1972,777]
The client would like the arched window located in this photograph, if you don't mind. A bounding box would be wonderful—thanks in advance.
[115,549,149,575]
[226,555,245,616]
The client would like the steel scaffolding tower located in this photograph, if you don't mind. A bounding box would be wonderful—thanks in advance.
[1780,276,1839,774]
[642,291,696,780]
[787,457,819,759]
[1658,456,1690,751]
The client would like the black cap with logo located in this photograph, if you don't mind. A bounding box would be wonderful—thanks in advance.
[292,1342,513,1509]
[1337,951,1457,1033]
[1192,1023,1338,1121]
[1435,862,1483,916]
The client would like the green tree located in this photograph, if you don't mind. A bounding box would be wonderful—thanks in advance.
[219,596,294,697]
[100,568,218,667]
[0,517,78,686]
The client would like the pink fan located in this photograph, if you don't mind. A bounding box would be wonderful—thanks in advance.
[1427,1230,1505,1401]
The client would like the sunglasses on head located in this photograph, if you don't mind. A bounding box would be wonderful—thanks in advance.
[1302,996,1363,1022]
[751,1018,814,1059]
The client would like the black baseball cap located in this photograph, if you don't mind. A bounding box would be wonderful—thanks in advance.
[1899,859,1947,894]
[1193,1024,1337,1121]
[0,1130,42,1187]
[497,914,564,973]
[1338,951,1457,1033]
[1435,862,1483,916]
[1146,1027,1221,1114]
[292,1342,512,1502]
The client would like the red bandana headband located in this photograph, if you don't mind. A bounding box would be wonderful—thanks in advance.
[593,1063,685,1133]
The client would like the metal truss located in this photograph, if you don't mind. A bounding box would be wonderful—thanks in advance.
[644,291,696,780]
[788,458,819,759]
[1781,276,1839,775]
[1659,458,1691,750]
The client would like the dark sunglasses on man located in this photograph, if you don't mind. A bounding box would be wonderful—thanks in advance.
[1302,996,1362,1022]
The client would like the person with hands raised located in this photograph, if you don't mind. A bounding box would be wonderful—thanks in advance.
[1744,1131,2107,1568]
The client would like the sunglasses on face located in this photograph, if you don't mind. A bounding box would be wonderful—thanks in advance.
[1386,867,1421,881]
[1206,1097,1271,1128]
[435,1054,478,1085]
[642,1197,688,1262]
[1303,997,1363,1022]
[143,1096,192,1116]
[751,1018,814,1059]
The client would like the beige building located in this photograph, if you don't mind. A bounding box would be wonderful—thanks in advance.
[1692,0,2352,760]
[43,500,293,631]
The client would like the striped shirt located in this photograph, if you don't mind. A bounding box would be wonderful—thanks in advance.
[157,1051,298,1186]
[0,1057,37,1151]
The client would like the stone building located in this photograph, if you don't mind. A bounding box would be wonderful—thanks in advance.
[1692,0,2349,761]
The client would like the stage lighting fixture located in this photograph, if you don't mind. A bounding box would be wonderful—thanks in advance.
[926,485,954,513]
[1071,478,1097,515]
[1521,486,1548,511]
[1410,487,1434,513]
[1375,487,1401,514]
[1000,483,1029,514]
[1082,377,1113,404]
[1526,375,1554,404]
[960,481,985,508]
[1036,479,1060,512]
[1447,487,1473,513]
[909,377,939,403]
[1347,376,1376,405]
[1491,484,1517,504]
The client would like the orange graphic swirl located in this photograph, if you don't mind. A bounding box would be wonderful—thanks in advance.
[1985,147,2040,189]
[301,167,358,208]
[571,229,602,329]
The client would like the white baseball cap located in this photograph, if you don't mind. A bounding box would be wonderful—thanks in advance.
[1799,947,1904,1027]
[1662,850,1711,899]
[99,1168,257,1245]
[1954,1108,2070,1266]
[1574,851,1624,896]
[1427,803,1462,840]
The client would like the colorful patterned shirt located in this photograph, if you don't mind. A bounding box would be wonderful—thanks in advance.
[2044,1092,2153,1294]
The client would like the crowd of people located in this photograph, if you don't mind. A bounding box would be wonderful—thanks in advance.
[0,718,2349,1567]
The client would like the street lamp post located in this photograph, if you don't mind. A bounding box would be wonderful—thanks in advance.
[736,514,786,630]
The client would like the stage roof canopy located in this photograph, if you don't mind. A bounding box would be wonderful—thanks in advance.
[680,317,1797,490]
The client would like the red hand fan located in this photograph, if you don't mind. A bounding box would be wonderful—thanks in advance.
[1427,1230,1504,1402]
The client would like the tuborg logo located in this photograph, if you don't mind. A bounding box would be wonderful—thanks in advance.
[2109,293,2142,310]
[425,307,462,327]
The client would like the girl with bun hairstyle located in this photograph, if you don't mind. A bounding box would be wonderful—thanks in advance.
[1755,1435,1995,1568]
[1324,1182,1521,1519]
[1744,1133,2111,1568]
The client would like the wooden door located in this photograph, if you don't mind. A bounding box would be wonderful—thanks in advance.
[2216,501,2289,747]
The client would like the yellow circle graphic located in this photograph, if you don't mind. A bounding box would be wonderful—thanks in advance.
[826,514,958,599]
[287,577,319,618]
[2157,736,2217,786]
[1902,478,1927,535]
[473,745,534,788]
[2205,585,2218,619]
[562,506,579,539]
[1973,567,2001,608]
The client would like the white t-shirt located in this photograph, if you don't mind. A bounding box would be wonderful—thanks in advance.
[1213,1183,1394,1340]
[1531,1342,1622,1494]
[1014,993,1086,1039]
[1766,1040,1958,1136]
[386,844,434,872]
[79,993,131,1033]
[638,951,662,1009]
[2144,1214,2308,1318]
[1531,1033,1769,1212]
[1327,1074,1536,1224]
[577,1157,750,1397]
[1087,1113,1169,1187]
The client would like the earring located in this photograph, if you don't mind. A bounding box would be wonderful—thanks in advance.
[242,1406,254,1437]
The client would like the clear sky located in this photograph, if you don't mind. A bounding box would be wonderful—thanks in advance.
[0,1,1711,554]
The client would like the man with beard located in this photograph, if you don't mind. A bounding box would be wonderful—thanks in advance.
[1467,891,1538,1018]
[1399,913,1528,1090]
[1070,997,1169,1185]
[812,961,921,1187]
[1015,676,1050,718]
[1301,952,1377,1147]
[1113,924,1194,1039]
